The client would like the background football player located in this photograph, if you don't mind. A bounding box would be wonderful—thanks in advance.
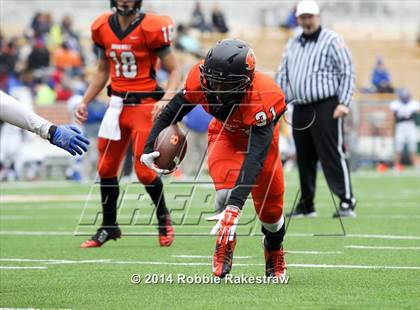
[0,91,89,156]
[75,0,181,248]
[141,39,287,278]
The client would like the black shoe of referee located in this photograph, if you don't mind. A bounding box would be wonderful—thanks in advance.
[286,203,317,218]
[332,199,357,218]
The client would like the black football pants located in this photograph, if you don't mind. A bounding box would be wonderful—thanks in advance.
[292,97,354,211]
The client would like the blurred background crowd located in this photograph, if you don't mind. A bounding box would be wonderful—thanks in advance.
[0,0,419,182]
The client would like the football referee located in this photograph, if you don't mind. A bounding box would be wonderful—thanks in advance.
[276,0,356,217]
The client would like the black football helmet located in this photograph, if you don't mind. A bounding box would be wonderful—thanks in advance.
[110,0,143,16]
[200,39,256,119]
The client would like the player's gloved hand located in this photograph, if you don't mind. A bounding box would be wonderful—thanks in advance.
[210,206,241,244]
[140,151,173,175]
[48,125,90,156]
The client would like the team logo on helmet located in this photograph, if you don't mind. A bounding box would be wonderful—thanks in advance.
[245,49,256,71]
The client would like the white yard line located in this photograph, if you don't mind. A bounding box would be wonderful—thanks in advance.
[172,255,253,259]
[0,214,192,220]
[282,214,420,219]
[287,233,420,240]
[0,258,74,263]
[2,194,419,204]
[5,215,417,221]
[0,258,419,270]
[0,205,86,210]
[1,230,420,240]
[345,233,420,240]
[354,215,420,219]
[287,264,420,270]
[286,250,342,255]
[0,266,47,270]
[0,180,217,189]
[0,180,85,188]
[0,194,143,203]
[345,245,420,251]
[0,231,73,236]
[0,308,69,310]
[314,204,419,210]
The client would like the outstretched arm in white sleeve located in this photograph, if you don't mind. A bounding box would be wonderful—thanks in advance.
[0,91,90,156]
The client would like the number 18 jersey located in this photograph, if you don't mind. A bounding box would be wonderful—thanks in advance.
[91,12,174,93]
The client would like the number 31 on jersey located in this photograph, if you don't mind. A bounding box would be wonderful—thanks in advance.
[255,107,277,127]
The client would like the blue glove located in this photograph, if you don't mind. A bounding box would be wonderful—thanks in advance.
[48,125,90,156]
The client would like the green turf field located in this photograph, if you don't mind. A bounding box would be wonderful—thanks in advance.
[0,171,419,309]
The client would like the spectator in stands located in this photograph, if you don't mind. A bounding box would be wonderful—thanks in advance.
[0,38,19,76]
[211,3,229,33]
[190,1,212,33]
[47,14,81,53]
[0,38,19,91]
[61,15,83,59]
[61,15,78,41]
[53,42,82,74]
[31,13,51,39]
[30,13,42,32]
[48,18,63,49]
[280,5,298,30]
[44,13,53,33]
[390,88,419,171]
[371,57,394,93]
[26,38,50,71]
[174,24,206,58]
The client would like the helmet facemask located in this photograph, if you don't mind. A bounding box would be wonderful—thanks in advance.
[110,0,142,16]
[200,64,251,110]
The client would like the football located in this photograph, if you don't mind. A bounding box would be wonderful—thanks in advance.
[153,124,187,171]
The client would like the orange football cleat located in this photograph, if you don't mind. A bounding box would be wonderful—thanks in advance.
[80,227,121,248]
[264,247,287,277]
[211,206,240,278]
[212,235,236,278]
[158,215,174,247]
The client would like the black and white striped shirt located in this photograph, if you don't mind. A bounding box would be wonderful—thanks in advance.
[276,27,355,106]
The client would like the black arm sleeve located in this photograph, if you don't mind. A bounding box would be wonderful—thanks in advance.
[143,91,195,154]
[227,121,276,209]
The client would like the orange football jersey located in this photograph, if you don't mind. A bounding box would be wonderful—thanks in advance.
[91,12,174,93]
[183,63,286,136]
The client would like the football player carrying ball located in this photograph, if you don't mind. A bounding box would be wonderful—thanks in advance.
[142,39,287,278]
